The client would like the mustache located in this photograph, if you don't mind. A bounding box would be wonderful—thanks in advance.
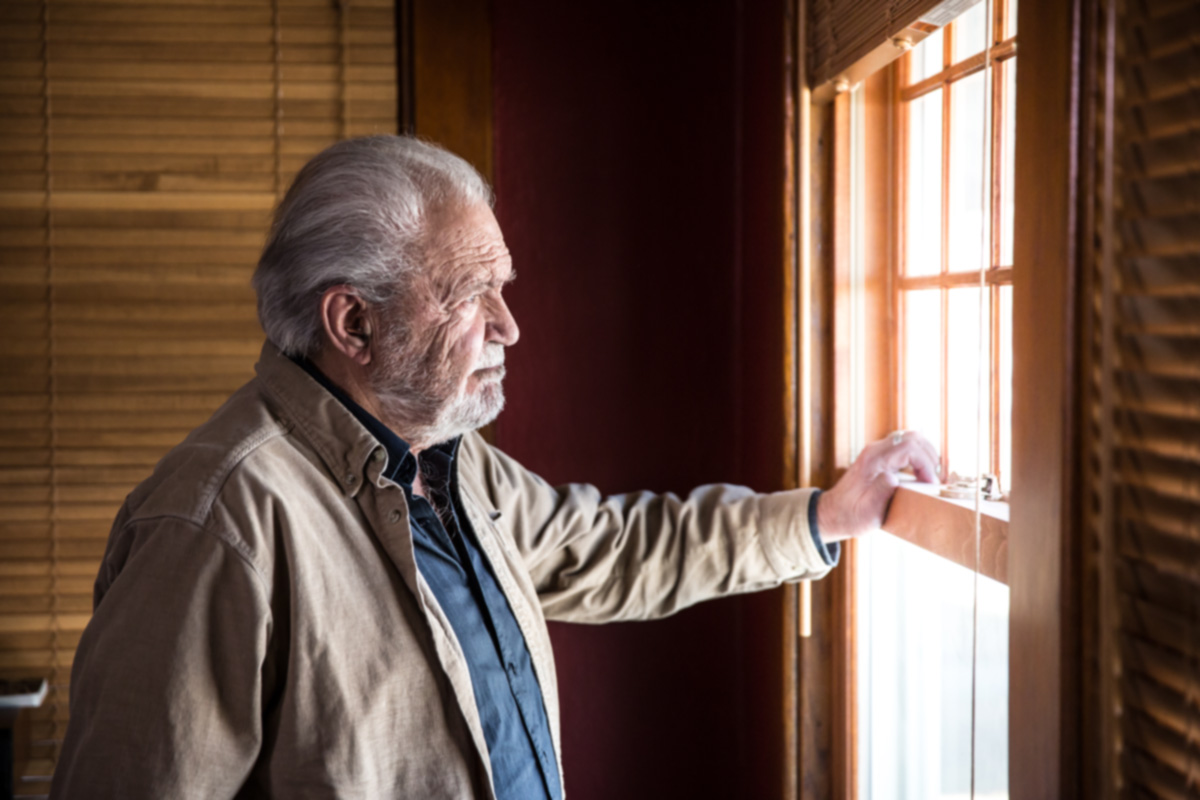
[475,345,506,371]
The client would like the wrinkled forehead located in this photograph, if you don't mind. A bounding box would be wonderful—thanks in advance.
[421,201,512,288]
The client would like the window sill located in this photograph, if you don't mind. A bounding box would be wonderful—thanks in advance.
[879,478,1009,585]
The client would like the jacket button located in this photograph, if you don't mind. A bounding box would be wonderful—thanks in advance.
[389,509,402,524]
[346,473,357,485]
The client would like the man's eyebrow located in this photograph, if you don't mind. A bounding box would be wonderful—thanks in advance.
[481,270,517,290]
[449,270,515,299]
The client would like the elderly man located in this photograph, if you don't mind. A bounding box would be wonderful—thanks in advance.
[50,136,937,799]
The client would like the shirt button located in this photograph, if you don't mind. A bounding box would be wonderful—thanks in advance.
[388,509,402,523]
[373,449,385,462]
[346,473,357,485]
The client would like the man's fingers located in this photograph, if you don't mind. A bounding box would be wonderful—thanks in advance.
[882,433,939,484]
[911,434,940,479]
[907,443,938,484]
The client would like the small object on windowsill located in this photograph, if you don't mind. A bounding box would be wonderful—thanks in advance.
[2,679,47,800]
[939,472,1004,502]
[0,678,47,710]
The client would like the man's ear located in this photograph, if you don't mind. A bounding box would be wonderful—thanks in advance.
[319,285,375,366]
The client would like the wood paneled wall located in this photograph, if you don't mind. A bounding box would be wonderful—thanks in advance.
[0,2,396,793]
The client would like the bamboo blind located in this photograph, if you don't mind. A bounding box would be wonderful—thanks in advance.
[1089,0,1200,795]
[808,0,970,87]
[0,0,396,794]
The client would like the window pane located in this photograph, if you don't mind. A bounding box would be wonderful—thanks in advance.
[910,28,945,83]
[1006,0,1019,38]
[905,90,943,277]
[946,286,990,479]
[973,564,1010,800]
[857,532,1010,800]
[998,284,1012,489]
[948,72,987,274]
[999,58,1017,267]
[903,289,943,455]
[952,1,988,63]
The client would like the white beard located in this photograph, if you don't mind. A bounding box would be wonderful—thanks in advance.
[372,333,507,447]
[426,344,507,442]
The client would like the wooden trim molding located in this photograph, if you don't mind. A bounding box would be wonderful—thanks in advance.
[409,0,493,182]
[1009,0,1084,796]
[783,2,803,799]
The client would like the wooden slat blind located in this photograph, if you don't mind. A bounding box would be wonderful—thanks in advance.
[0,1,395,794]
[1089,0,1200,796]
[808,0,968,88]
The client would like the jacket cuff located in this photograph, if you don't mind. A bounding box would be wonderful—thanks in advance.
[755,488,839,579]
[807,489,841,567]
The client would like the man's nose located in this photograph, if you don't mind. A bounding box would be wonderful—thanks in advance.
[488,295,520,346]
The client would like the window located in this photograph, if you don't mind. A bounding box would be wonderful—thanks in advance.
[826,2,1018,799]
[896,1,1018,489]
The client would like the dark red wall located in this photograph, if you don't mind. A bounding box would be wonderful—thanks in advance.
[492,1,790,797]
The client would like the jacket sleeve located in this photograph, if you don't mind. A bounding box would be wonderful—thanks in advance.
[462,432,837,624]
[50,512,270,800]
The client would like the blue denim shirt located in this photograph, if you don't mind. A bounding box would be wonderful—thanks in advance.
[295,360,561,800]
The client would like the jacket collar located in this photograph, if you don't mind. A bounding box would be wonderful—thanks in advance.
[289,353,462,490]
[255,340,381,497]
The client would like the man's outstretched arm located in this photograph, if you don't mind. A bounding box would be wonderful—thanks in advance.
[460,430,938,624]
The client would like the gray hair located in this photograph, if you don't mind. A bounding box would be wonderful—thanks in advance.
[253,135,493,357]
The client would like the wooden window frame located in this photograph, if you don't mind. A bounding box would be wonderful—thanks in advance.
[827,4,1018,576]
[894,1,1018,485]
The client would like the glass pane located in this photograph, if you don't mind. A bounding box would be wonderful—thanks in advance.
[857,533,1009,800]
[903,290,943,455]
[998,284,1012,490]
[999,58,1017,267]
[974,566,1010,800]
[952,1,988,62]
[906,90,943,277]
[946,286,990,479]
[910,28,945,83]
[1006,0,1019,38]
[948,72,987,275]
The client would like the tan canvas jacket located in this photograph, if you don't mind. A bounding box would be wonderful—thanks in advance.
[50,343,833,799]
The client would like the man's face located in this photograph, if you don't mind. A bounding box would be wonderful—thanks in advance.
[370,202,519,447]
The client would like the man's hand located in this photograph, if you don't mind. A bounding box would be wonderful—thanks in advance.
[815,432,939,542]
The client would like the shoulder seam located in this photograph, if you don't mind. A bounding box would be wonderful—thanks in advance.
[202,420,291,505]
[120,513,271,597]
